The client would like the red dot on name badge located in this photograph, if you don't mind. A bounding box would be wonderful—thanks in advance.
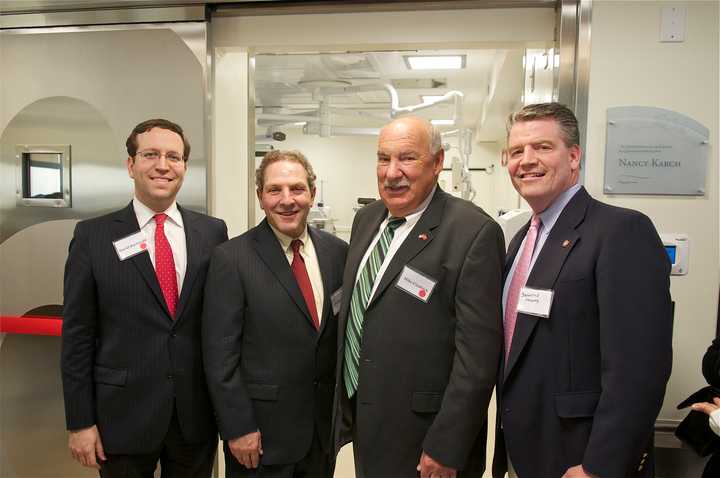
[140,242,147,250]
[419,289,426,298]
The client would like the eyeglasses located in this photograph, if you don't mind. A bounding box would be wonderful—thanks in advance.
[136,150,184,163]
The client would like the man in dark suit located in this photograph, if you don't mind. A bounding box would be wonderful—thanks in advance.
[61,119,228,477]
[332,116,505,478]
[202,150,348,478]
[492,103,673,478]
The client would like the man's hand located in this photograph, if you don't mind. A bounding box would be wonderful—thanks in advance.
[416,451,457,478]
[228,431,263,469]
[691,396,720,415]
[562,465,598,478]
[68,425,106,469]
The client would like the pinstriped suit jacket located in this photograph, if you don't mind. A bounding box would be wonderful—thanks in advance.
[202,219,348,466]
[61,202,227,454]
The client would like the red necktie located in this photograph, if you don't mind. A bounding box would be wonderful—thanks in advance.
[504,214,541,361]
[290,239,319,330]
[154,214,178,319]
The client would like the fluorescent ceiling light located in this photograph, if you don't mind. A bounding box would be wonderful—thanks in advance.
[421,95,448,103]
[293,122,307,126]
[405,55,465,70]
[431,119,455,126]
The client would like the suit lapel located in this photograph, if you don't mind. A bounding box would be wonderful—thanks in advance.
[504,223,529,281]
[338,202,387,322]
[504,188,590,381]
[174,206,202,324]
[253,219,315,329]
[113,202,171,320]
[310,227,334,340]
[366,188,446,309]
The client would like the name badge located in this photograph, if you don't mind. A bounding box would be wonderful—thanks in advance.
[395,266,437,303]
[517,287,554,318]
[113,231,148,261]
[331,288,342,315]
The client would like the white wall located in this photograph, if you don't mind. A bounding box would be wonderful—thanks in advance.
[211,7,555,237]
[586,0,719,421]
[212,8,555,51]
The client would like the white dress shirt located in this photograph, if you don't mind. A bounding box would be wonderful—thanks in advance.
[132,198,187,293]
[710,409,720,436]
[355,185,437,301]
[270,225,325,323]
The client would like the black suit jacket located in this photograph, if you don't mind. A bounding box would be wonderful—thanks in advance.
[332,187,504,478]
[492,187,673,478]
[61,202,228,454]
[703,338,720,388]
[202,219,348,466]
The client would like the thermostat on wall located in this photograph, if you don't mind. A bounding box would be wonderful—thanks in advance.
[659,233,689,275]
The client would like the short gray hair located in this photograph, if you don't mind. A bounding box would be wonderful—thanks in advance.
[429,123,442,156]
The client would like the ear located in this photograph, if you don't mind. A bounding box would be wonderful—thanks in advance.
[126,157,135,178]
[432,149,445,176]
[256,188,264,210]
[568,144,582,172]
[309,186,316,204]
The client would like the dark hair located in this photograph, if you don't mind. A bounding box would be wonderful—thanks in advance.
[506,102,580,148]
[255,150,317,191]
[126,118,190,161]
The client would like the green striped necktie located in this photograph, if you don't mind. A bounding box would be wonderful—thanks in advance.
[344,216,406,398]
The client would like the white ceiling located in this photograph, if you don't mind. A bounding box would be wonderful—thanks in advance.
[254,48,526,142]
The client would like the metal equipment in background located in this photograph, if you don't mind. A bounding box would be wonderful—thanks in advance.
[0,13,209,478]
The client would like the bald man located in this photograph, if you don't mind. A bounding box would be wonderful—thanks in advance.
[331,116,504,478]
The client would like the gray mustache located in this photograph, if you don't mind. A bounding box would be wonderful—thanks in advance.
[383,179,410,188]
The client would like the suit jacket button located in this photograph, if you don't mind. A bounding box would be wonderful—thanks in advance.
[313,380,319,386]
[170,332,176,338]
[504,408,511,413]
[167,374,174,380]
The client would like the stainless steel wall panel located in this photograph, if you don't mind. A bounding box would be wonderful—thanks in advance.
[0,6,206,29]
[0,23,208,476]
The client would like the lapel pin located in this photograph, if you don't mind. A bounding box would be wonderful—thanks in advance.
[418,233,428,241]
[562,239,571,248]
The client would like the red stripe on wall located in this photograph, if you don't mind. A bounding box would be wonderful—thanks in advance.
[0,316,63,336]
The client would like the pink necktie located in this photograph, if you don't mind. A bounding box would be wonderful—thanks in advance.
[154,214,178,319]
[291,239,320,330]
[504,215,541,361]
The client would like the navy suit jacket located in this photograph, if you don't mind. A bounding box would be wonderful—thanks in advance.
[61,202,228,453]
[492,187,673,478]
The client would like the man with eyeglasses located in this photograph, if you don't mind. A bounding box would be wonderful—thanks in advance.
[61,118,228,477]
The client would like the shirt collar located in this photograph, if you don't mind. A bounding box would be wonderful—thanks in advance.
[132,197,183,229]
[269,223,310,253]
[537,183,582,232]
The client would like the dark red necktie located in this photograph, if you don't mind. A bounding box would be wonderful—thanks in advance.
[154,214,178,319]
[290,239,319,330]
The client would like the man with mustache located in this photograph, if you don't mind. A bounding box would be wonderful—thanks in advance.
[492,103,672,478]
[332,116,504,478]
[203,150,347,478]
[62,118,228,477]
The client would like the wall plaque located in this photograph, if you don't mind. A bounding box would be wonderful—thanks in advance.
[604,106,709,195]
